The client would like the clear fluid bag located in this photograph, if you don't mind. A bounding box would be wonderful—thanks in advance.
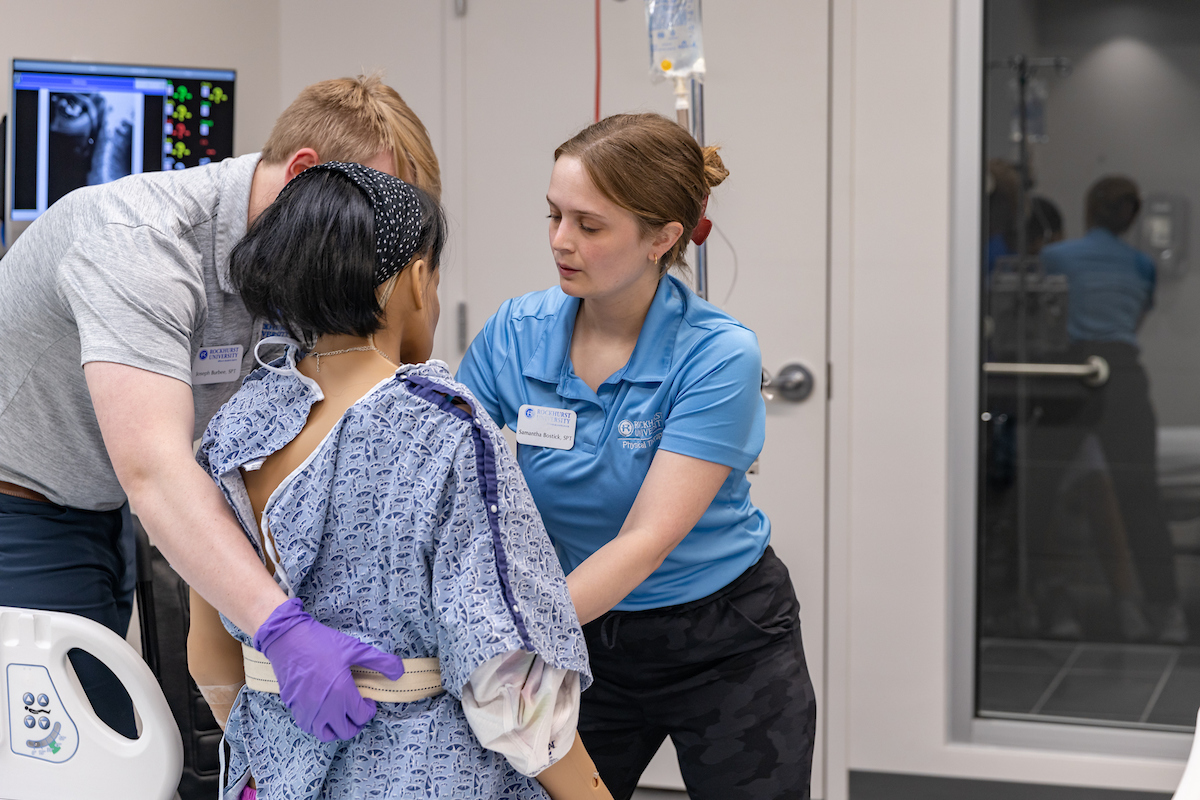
[645,0,706,81]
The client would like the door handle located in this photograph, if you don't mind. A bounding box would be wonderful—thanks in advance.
[982,355,1110,387]
[761,363,815,402]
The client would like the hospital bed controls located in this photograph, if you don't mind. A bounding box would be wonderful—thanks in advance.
[6,663,79,763]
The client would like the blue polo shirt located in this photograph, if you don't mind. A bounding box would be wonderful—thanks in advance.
[1041,228,1156,346]
[457,275,770,610]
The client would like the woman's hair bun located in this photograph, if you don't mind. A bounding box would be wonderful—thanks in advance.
[702,145,730,190]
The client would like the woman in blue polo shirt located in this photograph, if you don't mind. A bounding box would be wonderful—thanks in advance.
[457,113,815,800]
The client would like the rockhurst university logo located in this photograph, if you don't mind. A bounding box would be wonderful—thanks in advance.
[617,413,664,450]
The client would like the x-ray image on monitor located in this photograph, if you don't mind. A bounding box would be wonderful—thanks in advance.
[10,59,236,220]
[47,91,138,205]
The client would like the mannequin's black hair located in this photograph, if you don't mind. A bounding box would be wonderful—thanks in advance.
[230,168,446,342]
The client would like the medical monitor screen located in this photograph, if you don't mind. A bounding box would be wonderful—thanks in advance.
[10,59,235,221]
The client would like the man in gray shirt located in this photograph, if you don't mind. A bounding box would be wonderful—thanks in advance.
[0,73,440,739]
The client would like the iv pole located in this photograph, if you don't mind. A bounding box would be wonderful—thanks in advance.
[987,54,1070,632]
[663,0,707,300]
[690,77,707,300]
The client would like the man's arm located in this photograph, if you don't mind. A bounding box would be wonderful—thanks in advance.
[85,361,284,634]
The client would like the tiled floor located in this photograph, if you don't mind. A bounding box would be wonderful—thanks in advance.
[979,638,1200,729]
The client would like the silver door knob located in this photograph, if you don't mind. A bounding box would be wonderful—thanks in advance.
[761,363,815,402]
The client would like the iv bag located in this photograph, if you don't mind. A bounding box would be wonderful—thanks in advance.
[1009,76,1048,144]
[646,0,706,81]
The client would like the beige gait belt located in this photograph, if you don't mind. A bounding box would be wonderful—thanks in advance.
[241,644,445,703]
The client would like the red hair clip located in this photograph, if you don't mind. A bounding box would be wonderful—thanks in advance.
[691,195,712,246]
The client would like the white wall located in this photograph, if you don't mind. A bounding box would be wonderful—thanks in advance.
[828,0,957,788]
[1,0,282,240]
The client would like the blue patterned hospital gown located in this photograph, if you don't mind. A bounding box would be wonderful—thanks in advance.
[197,354,591,799]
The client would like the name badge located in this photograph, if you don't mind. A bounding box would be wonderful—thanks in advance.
[516,405,577,450]
[192,345,244,385]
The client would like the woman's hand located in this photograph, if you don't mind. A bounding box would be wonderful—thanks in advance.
[565,450,731,624]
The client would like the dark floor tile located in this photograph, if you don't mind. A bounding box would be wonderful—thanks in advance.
[1145,666,1200,727]
[979,639,1076,671]
[1073,644,1174,675]
[979,669,1058,714]
[1171,648,1200,669]
[850,771,1170,800]
[1039,672,1160,721]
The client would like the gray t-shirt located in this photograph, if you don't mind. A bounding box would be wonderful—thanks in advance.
[0,153,268,511]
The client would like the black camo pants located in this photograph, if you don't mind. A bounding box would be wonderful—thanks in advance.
[578,546,817,800]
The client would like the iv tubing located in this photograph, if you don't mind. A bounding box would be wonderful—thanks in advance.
[674,76,689,129]
[594,0,602,123]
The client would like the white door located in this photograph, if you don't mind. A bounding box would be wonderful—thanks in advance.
[447,2,831,794]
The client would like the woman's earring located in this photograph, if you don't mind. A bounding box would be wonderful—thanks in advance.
[652,253,660,266]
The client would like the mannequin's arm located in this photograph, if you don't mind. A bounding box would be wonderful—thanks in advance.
[536,732,615,800]
[187,587,246,729]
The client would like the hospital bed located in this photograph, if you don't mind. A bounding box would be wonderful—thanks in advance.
[0,605,182,800]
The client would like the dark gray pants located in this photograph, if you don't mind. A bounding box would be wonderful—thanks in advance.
[1025,341,1178,604]
[0,494,138,738]
[579,546,817,800]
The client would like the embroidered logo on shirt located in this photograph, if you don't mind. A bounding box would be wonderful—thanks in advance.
[259,321,291,340]
[617,414,664,450]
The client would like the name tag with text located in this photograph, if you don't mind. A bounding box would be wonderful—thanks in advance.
[192,345,244,385]
[515,405,577,450]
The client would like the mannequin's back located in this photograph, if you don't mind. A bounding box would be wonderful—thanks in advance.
[242,354,399,529]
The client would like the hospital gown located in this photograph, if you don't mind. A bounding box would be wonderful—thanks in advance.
[197,355,591,799]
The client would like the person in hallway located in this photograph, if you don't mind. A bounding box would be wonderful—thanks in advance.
[0,74,440,739]
[457,113,817,800]
[1024,195,1152,640]
[1028,175,1186,643]
[986,158,1021,272]
[1027,195,1064,255]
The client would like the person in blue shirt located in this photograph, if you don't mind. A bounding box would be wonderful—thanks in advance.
[1028,176,1187,643]
[457,113,816,800]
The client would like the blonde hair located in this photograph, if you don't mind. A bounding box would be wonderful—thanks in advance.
[262,73,441,199]
[555,113,728,273]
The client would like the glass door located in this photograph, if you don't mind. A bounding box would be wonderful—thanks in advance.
[978,0,1200,731]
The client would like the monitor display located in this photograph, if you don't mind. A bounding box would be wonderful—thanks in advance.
[10,59,235,221]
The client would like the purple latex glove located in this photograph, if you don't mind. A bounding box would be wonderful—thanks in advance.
[253,598,405,742]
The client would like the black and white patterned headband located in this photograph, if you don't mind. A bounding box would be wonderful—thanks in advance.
[292,161,426,286]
